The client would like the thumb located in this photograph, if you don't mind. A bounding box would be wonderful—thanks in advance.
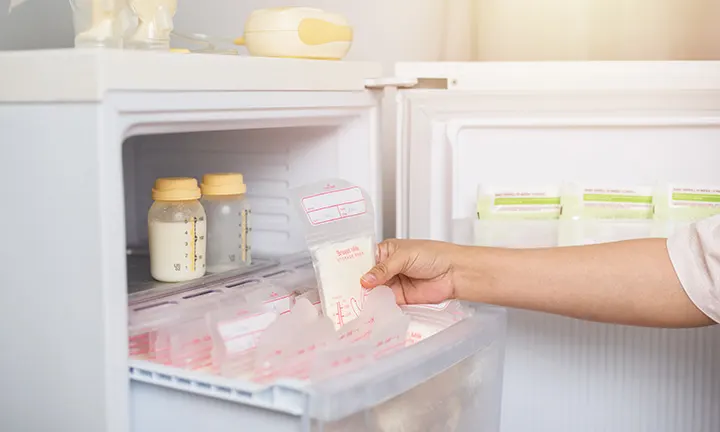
[361,242,406,288]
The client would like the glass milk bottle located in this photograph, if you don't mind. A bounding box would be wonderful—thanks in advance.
[148,177,207,282]
[200,173,252,273]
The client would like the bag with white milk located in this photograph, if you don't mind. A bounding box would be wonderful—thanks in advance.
[292,179,377,330]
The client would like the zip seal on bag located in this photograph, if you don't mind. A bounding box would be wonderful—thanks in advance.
[292,179,377,330]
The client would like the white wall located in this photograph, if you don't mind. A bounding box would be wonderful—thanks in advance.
[0,0,74,50]
[473,0,720,61]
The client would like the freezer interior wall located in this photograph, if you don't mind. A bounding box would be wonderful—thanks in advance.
[122,126,356,258]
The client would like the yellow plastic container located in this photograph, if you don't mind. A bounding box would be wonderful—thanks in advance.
[234,7,353,60]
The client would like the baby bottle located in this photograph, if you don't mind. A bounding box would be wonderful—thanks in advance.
[148,177,207,282]
[201,173,252,274]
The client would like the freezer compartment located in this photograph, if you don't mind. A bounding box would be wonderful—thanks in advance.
[122,120,379,297]
[129,303,507,432]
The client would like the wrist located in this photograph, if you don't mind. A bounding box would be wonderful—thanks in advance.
[450,244,492,302]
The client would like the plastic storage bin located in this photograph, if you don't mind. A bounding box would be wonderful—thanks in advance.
[129,302,506,432]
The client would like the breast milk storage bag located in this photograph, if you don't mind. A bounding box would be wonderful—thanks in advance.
[292,179,376,330]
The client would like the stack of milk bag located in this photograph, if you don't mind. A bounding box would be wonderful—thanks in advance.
[130,178,473,383]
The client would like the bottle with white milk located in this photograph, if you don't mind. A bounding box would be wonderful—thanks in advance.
[148,177,207,282]
[200,173,252,273]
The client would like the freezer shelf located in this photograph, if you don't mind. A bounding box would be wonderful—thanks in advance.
[127,252,317,303]
[127,253,280,301]
[130,304,506,432]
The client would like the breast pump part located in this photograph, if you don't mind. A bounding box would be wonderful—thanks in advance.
[69,0,131,48]
[127,0,177,49]
[292,180,377,330]
[234,7,353,60]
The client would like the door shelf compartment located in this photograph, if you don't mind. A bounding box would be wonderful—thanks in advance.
[455,219,692,249]
[130,304,507,432]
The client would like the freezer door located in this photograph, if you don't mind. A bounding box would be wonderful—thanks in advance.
[394,61,720,432]
[396,61,720,240]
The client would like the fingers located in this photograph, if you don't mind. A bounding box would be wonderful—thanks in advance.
[361,240,405,289]
[388,280,409,305]
[376,239,396,263]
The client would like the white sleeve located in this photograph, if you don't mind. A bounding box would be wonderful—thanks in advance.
[666,215,720,323]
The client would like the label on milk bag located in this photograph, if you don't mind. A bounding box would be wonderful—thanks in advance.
[671,187,720,208]
[301,186,367,225]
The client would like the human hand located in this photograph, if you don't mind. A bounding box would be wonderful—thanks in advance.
[360,239,461,305]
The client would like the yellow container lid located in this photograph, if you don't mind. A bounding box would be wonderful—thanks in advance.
[201,173,247,196]
[152,177,201,201]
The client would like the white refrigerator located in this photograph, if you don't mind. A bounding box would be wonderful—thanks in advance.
[0,50,718,432]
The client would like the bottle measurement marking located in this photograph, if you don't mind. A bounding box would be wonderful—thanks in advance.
[189,218,196,272]
[240,209,251,264]
[184,217,203,272]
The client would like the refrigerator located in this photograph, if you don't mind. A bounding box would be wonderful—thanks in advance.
[0,49,718,432]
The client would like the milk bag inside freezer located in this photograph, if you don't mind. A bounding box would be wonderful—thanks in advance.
[292,179,377,330]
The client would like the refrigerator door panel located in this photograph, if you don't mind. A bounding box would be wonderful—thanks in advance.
[395,61,720,432]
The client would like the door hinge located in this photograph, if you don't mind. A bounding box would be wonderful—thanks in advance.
[365,77,419,89]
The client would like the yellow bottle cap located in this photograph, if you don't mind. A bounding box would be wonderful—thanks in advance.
[201,173,247,196]
[152,177,201,201]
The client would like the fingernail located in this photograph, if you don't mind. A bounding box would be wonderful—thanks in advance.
[361,273,376,284]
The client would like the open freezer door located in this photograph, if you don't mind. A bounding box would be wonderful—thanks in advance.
[394,61,720,432]
[395,61,720,242]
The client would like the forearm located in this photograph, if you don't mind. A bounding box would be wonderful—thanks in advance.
[454,239,715,328]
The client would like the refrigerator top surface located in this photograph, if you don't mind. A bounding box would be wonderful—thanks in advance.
[395,61,720,91]
[0,49,383,102]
